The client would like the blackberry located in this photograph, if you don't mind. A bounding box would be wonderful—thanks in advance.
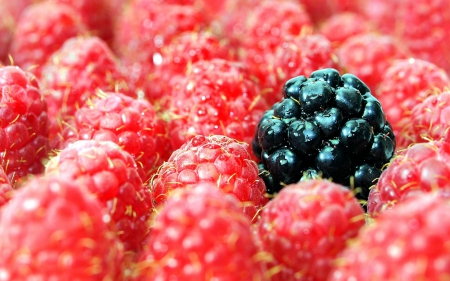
[253,68,395,202]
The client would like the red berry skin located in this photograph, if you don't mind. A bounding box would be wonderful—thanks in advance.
[59,92,172,183]
[51,0,115,44]
[134,183,267,281]
[9,2,87,78]
[376,59,450,146]
[168,59,268,154]
[368,141,450,217]
[337,33,408,92]
[319,12,374,48]
[298,0,365,23]
[151,135,268,222]
[266,34,338,106]
[257,179,365,281]
[330,193,450,281]
[41,36,131,142]
[398,91,450,148]
[0,166,13,208]
[0,176,124,280]
[0,66,49,185]
[46,140,154,251]
[114,0,207,93]
[145,30,236,106]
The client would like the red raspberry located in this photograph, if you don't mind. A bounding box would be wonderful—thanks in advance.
[134,183,266,281]
[265,34,338,105]
[398,91,450,148]
[51,0,114,44]
[168,59,268,152]
[298,0,365,23]
[9,2,87,78]
[0,166,13,208]
[337,33,408,92]
[319,12,374,48]
[399,0,450,73]
[0,175,124,280]
[0,0,35,22]
[59,92,172,182]
[363,0,403,34]
[0,66,49,185]
[146,30,236,106]
[376,58,450,145]
[40,36,130,139]
[151,135,268,221]
[330,193,450,281]
[46,140,154,251]
[0,15,13,63]
[256,179,365,281]
[114,0,207,92]
[241,0,312,92]
[368,141,450,217]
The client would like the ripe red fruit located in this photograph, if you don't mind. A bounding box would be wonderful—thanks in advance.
[46,140,154,251]
[40,36,131,140]
[59,92,172,182]
[114,0,207,92]
[51,0,115,44]
[398,91,450,148]
[266,34,338,105]
[9,2,87,78]
[319,12,374,48]
[134,183,266,281]
[337,33,408,92]
[257,179,365,281]
[330,193,450,281]
[151,135,268,221]
[145,30,236,106]
[0,175,124,280]
[368,141,450,217]
[168,58,268,152]
[376,59,450,145]
[0,66,49,185]
[0,166,13,208]
[298,0,365,23]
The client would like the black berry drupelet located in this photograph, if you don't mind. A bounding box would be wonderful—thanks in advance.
[253,68,395,201]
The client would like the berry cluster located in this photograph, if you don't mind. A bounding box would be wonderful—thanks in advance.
[0,0,448,280]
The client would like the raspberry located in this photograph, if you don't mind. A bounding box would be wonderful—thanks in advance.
[319,12,374,48]
[298,0,365,23]
[0,175,124,280]
[257,179,365,281]
[0,166,13,208]
[254,68,395,201]
[265,34,338,106]
[0,66,49,185]
[151,135,268,221]
[46,140,154,251]
[376,58,450,146]
[368,141,450,217]
[146,30,236,106]
[167,58,268,153]
[40,36,130,140]
[398,91,450,148]
[337,33,408,92]
[399,0,450,73]
[114,0,207,92]
[241,0,312,94]
[329,193,450,281]
[134,183,266,281]
[51,0,114,44]
[9,2,87,78]
[59,92,172,182]
[0,15,13,63]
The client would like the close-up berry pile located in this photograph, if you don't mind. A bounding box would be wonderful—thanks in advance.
[0,0,450,280]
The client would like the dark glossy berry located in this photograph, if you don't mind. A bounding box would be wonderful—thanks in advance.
[253,68,394,201]
[299,80,334,114]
